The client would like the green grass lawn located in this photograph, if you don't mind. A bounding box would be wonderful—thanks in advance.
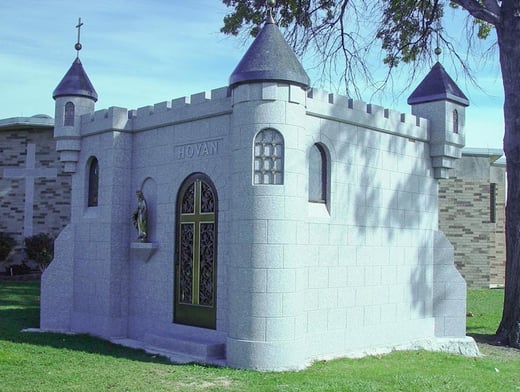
[1,281,519,391]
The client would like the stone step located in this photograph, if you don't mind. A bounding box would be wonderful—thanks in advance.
[143,332,226,361]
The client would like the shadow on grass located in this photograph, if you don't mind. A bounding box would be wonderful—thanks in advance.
[0,282,223,368]
[0,307,173,365]
[468,333,500,345]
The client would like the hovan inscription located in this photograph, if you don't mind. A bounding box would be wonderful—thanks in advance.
[175,138,221,160]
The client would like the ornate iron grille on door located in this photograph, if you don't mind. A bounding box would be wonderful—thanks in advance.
[175,173,217,329]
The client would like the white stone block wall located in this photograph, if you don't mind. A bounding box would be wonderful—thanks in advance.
[125,112,232,342]
[226,82,308,370]
[42,80,468,370]
[40,224,74,331]
[433,231,467,337]
[296,90,443,362]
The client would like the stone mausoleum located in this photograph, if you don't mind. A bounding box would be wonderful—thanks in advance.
[41,15,478,370]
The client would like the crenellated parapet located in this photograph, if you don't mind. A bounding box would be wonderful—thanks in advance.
[306,88,429,142]
[78,87,232,136]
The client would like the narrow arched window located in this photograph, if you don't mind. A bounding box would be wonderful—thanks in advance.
[88,157,99,207]
[64,101,75,126]
[309,143,328,202]
[253,128,284,185]
[453,109,459,134]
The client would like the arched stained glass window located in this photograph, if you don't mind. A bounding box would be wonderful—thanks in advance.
[253,128,284,185]
[64,101,75,126]
[453,109,459,134]
[88,157,99,207]
[309,143,328,202]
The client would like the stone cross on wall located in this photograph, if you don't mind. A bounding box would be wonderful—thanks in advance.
[3,143,57,236]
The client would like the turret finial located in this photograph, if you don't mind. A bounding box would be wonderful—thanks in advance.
[75,17,83,57]
[434,24,442,58]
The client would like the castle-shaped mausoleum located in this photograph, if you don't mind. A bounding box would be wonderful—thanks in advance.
[41,14,478,370]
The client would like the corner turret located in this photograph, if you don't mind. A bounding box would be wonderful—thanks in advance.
[53,18,97,173]
[408,62,468,179]
[226,5,310,370]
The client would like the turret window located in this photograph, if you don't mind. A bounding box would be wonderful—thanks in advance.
[453,109,459,134]
[88,157,99,207]
[64,101,75,126]
[253,128,284,185]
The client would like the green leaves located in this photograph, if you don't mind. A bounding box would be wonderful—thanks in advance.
[376,0,444,67]
[220,0,337,37]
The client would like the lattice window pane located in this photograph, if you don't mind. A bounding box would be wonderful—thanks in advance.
[253,129,284,185]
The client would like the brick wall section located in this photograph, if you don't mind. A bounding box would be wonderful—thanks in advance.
[0,127,71,266]
[439,171,506,288]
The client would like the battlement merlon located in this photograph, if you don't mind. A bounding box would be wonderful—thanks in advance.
[306,88,429,142]
[78,87,232,135]
[231,82,306,106]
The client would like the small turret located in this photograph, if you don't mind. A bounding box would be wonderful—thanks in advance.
[408,62,468,179]
[53,18,97,173]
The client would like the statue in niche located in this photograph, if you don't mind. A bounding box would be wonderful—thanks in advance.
[132,190,148,242]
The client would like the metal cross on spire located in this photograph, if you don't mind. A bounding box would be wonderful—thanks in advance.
[75,17,83,57]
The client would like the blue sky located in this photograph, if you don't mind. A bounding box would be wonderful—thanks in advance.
[0,1,504,149]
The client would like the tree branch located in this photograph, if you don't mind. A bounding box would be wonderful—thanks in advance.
[451,0,501,25]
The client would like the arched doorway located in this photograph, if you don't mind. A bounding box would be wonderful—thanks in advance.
[174,173,217,329]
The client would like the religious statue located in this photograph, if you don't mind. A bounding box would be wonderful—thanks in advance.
[132,190,148,242]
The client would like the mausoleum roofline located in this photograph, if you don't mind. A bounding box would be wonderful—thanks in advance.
[0,114,54,130]
[229,15,310,89]
[407,62,469,107]
[53,57,98,102]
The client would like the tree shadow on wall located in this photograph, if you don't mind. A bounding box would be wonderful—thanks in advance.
[327,114,437,319]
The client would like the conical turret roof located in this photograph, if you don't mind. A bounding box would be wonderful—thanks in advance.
[229,14,310,89]
[53,57,98,101]
[407,62,468,106]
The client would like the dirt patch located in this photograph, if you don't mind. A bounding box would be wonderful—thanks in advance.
[470,333,520,361]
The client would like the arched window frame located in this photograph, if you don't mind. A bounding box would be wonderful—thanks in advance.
[308,143,330,204]
[64,101,75,126]
[453,109,459,134]
[87,157,99,207]
[253,128,284,185]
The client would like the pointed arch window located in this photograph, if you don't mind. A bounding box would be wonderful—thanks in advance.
[453,109,459,134]
[309,143,329,203]
[88,157,99,207]
[253,128,284,185]
[64,101,75,126]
